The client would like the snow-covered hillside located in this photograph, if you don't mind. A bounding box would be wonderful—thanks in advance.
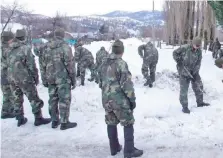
[1,38,223,158]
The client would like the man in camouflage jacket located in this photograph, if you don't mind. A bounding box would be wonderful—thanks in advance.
[7,29,51,127]
[95,46,109,83]
[173,37,210,114]
[138,41,158,87]
[75,41,96,85]
[99,40,143,158]
[1,31,15,119]
[42,28,77,130]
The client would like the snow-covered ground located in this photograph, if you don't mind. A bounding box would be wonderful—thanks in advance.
[1,38,223,158]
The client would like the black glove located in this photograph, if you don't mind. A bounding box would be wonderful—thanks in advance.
[130,102,136,111]
[43,83,48,87]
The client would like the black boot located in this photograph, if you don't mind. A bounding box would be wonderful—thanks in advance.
[144,79,152,87]
[182,107,190,114]
[197,102,210,107]
[17,116,28,127]
[34,111,51,126]
[52,120,60,129]
[124,125,143,158]
[107,125,122,156]
[88,78,94,82]
[60,121,77,130]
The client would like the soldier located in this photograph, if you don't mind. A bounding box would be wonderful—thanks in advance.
[95,46,109,83]
[42,28,77,130]
[173,37,210,114]
[138,41,159,87]
[99,40,143,158]
[212,38,221,59]
[7,29,51,127]
[1,31,15,119]
[74,40,96,85]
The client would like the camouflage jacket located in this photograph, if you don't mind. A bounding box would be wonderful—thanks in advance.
[6,39,39,84]
[42,38,76,85]
[1,42,10,85]
[95,48,109,69]
[99,53,136,110]
[138,43,158,63]
[173,44,202,77]
[75,46,94,63]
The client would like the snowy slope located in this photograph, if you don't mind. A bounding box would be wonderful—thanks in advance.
[1,38,223,158]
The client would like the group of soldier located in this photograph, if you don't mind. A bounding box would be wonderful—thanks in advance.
[1,27,223,158]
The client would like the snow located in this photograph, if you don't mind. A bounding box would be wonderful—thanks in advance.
[1,38,223,158]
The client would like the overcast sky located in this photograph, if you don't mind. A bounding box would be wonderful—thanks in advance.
[2,0,164,17]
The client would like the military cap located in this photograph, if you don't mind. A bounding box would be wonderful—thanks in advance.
[1,31,14,42]
[112,39,124,54]
[15,29,26,38]
[192,37,202,46]
[54,28,65,38]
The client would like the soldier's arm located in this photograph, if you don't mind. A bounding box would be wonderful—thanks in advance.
[40,50,48,85]
[119,61,136,103]
[138,45,144,57]
[1,47,8,81]
[25,46,39,83]
[63,44,76,85]
[75,47,81,62]
[173,46,186,63]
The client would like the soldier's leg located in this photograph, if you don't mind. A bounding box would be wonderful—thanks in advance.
[105,111,122,156]
[10,82,24,120]
[76,63,80,77]
[48,84,59,122]
[88,61,96,81]
[113,109,143,157]
[179,76,190,108]
[19,83,43,117]
[149,62,157,83]
[191,74,209,107]
[1,84,15,118]
[141,61,149,79]
[58,83,77,130]
[80,62,87,85]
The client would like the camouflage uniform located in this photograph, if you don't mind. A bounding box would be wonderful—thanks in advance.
[138,42,158,86]
[95,46,109,83]
[99,40,143,158]
[173,37,209,113]
[7,29,50,126]
[42,28,76,130]
[75,45,96,85]
[212,38,221,59]
[1,31,15,118]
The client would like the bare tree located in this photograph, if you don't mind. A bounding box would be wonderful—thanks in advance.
[1,0,23,35]
[195,1,200,37]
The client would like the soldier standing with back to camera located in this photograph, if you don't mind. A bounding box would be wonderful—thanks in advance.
[173,37,210,114]
[99,39,143,158]
[42,28,77,130]
[1,31,15,119]
[7,29,51,127]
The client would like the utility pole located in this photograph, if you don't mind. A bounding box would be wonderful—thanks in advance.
[152,0,155,46]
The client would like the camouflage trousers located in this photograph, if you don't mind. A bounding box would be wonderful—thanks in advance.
[48,83,71,123]
[10,82,43,119]
[79,60,96,80]
[212,49,219,59]
[104,109,135,126]
[141,61,157,83]
[1,84,14,115]
[179,74,203,108]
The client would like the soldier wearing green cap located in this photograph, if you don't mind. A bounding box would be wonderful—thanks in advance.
[7,29,51,127]
[99,39,143,158]
[41,28,77,130]
[173,37,210,114]
[1,31,15,119]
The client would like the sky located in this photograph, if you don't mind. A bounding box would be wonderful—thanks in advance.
[2,0,164,17]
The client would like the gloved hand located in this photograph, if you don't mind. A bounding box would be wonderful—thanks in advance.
[34,76,39,86]
[130,102,136,111]
[43,83,48,88]
[71,84,76,90]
